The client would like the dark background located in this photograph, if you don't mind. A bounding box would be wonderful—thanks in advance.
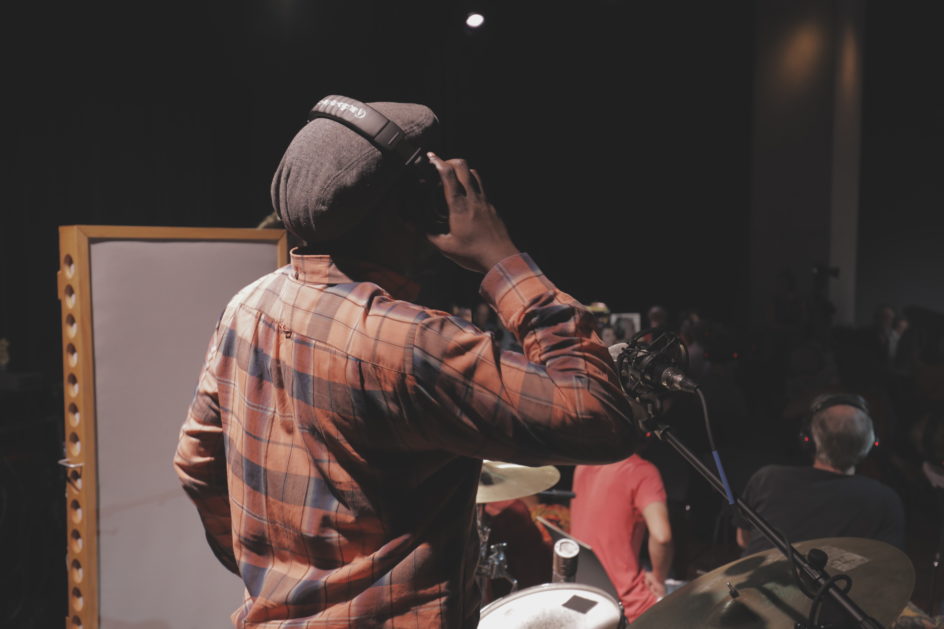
[3,0,758,381]
[4,1,942,383]
[1,0,942,625]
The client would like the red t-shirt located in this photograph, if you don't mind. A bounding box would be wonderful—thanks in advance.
[570,455,667,622]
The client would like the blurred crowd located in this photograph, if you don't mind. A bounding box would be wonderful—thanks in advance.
[453,270,944,624]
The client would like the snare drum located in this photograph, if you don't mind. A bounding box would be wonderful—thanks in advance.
[478,582,626,629]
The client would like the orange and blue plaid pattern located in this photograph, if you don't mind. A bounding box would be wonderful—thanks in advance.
[174,252,636,627]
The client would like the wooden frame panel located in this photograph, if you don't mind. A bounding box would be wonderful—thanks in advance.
[57,225,287,629]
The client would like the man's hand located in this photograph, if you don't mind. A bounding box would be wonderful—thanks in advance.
[426,152,520,274]
[644,570,666,599]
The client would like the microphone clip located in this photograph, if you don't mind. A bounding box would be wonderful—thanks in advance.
[610,328,698,429]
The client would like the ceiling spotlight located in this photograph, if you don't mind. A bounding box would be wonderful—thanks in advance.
[465,12,485,29]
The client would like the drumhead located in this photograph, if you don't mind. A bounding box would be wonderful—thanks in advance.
[479,582,623,629]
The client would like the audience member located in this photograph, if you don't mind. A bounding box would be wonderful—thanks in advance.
[600,324,618,347]
[889,315,908,357]
[452,304,473,322]
[873,304,898,366]
[587,301,612,332]
[647,305,668,331]
[472,300,517,351]
[570,452,673,623]
[735,393,905,556]
[809,264,838,345]
[678,316,706,381]
[472,301,493,331]
[613,314,639,341]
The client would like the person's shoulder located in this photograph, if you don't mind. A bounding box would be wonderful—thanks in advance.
[743,463,806,493]
[628,455,666,487]
[222,266,290,313]
[630,454,661,474]
[749,463,798,480]
[848,473,903,503]
[243,264,291,293]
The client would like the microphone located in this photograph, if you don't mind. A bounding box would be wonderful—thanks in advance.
[610,329,698,398]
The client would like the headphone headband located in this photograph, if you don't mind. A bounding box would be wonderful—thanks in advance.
[810,393,870,417]
[308,95,424,167]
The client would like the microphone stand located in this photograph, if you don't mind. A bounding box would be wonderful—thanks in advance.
[634,403,883,629]
[928,485,944,617]
[613,330,883,628]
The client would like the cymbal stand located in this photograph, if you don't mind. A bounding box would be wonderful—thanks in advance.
[633,403,883,629]
[475,504,518,598]
[483,542,518,591]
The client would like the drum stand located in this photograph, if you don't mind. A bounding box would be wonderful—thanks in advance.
[475,504,519,599]
[630,398,885,629]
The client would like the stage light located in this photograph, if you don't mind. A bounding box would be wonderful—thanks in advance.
[465,12,485,29]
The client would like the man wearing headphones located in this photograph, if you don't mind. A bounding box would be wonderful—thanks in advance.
[173,96,637,627]
[735,393,905,556]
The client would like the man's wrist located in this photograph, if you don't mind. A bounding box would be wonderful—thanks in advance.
[479,253,551,311]
[479,247,521,274]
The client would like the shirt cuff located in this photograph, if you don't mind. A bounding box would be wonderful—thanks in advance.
[479,253,556,323]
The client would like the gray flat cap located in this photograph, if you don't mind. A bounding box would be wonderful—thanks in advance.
[270,99,440,243]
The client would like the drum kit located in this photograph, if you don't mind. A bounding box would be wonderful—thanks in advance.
[475,460,628,628]
[475,460,561,594]
[474,461,916,629]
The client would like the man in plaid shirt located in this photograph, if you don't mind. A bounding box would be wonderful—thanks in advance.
[174,97,637,627]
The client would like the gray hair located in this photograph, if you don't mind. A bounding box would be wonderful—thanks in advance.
[810,399,875,472]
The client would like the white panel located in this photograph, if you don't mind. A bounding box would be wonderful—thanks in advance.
[90,239,279,628]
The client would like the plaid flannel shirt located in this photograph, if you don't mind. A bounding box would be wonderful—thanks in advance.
[174,251,636,627]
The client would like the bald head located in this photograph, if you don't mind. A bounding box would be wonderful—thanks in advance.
[811,402,875,473]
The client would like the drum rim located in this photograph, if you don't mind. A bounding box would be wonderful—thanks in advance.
[480,581,619,616]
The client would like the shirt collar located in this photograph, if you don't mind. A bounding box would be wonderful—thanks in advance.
[290,249,421,302]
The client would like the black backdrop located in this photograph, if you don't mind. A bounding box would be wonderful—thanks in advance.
[2,0,754,383]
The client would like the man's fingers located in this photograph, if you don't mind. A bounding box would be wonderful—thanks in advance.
[469,168,484,195]
[426,228,451,244]
[448,158,483,199]
[428,152,466,199]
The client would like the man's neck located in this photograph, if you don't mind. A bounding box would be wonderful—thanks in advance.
[812,459,854,475]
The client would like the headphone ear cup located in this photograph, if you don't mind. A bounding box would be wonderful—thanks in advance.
[400,157,449,234]
[798,422,814,458]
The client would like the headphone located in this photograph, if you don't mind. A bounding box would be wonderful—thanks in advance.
[306,95,449,234]
[798,393,877,459]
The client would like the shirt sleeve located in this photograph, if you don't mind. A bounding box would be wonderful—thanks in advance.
[172,322,239,575]
[732,467,762,531]
[406,253,638,465]
[633,462,668,513]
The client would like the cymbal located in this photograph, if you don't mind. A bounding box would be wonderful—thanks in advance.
[632,537,914,629]
[476,460,560,503]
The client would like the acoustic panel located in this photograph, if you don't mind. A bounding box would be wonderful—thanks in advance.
[57,226,288,629]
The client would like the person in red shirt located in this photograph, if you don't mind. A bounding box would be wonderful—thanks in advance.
[570,454,673,622]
